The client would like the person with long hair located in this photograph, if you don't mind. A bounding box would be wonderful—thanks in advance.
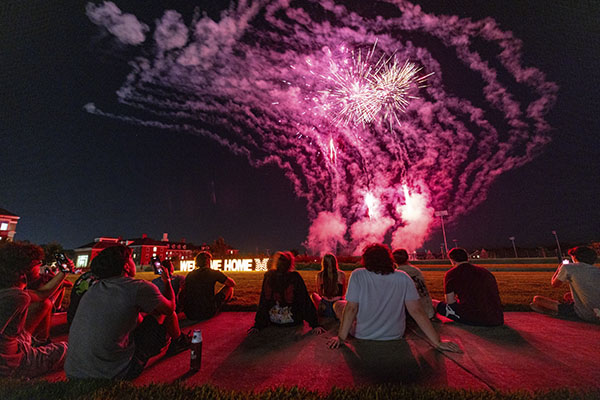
[249,252,325,334]
[327,243,461,353]
[311,253,346,318]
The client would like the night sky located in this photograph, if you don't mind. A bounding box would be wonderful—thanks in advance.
[1,0,598,253]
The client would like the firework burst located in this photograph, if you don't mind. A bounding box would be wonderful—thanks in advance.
[325,43,433,129]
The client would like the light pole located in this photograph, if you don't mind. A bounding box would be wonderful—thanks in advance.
[435,210,449,257]
[509,236,518,258]
[552,230,562,261]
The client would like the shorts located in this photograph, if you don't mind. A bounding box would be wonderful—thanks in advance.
[319,299,336,318]
[11,332,67,378]
[557,302,577,318]
[124,315,169,380]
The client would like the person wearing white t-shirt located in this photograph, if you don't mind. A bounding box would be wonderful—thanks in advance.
[327,243,461,353]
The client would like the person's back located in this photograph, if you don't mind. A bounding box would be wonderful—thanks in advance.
[347,268,418,340]
[557,262,600,322]
[66,275,163,378]
[181,267,226,320]
[444,262,503,326]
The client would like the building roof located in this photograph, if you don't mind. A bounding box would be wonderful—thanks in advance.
[127,237,168,247]
[0,208,18,217]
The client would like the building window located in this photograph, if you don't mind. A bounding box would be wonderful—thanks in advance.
[0,222,7,231]
[76,255,89,268]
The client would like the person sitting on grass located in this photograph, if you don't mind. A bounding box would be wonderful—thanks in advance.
[151,259,184,311]
[327,243,460,352]
[65,245,190,380]
[0,241,68,377]
[248,251,325,335]
[27,262,73,314]
[433,248,504,326]
[530,246,600,323]
[392,248,435,319]
[179,251,235,321]
[22,243,71,345]
[311,253,346,319]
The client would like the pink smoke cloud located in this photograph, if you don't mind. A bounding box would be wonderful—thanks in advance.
[85,0,558,254]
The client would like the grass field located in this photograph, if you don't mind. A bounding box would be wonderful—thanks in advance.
[63,265,565,311]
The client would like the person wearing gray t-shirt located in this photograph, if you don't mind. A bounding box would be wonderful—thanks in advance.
[531,246,600,323]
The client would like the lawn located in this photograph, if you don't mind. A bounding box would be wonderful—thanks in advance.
[62,265,565,311]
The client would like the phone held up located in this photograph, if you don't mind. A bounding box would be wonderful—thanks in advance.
[151,256,163,275]
[54,253,71,273]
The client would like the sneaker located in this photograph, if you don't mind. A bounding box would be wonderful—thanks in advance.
[166,331,192,356]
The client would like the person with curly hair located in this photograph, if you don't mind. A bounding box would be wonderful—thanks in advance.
[328,243,460,353]
[0,241,68,377]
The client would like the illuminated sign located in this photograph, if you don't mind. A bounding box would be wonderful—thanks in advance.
[179,258,269,272]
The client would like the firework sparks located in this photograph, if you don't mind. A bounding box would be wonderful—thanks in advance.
[328,137,337,164]
[324,43,433,129]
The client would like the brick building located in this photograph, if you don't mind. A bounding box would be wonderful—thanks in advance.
[0,208,20,242]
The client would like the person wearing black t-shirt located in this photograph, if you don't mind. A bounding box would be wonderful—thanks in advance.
[434,248,503,326]
[179,252,235,320]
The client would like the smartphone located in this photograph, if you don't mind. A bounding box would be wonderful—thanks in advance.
[151,256,163,275]
[55,253,71,273]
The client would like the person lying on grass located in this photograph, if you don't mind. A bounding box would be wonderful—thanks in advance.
[327,243,461,353]
[65,245,191,379]
[248,251,325,335]
[530,246,600,323]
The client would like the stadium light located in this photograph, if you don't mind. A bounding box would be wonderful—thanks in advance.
[435,210,449,257]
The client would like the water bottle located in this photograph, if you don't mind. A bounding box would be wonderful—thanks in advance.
[190,329,202,371]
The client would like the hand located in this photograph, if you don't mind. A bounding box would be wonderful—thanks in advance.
[247,327,259,335]
[436,340,462,353]
[161,264,172,281]
[327,335,344,349]
[311,326,326,335]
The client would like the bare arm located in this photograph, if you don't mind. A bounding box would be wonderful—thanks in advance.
[224,277,236,287]
[152,268,176,315]
[406,299,462,353]
[551,265,565,288]
[27,271,67,302]
[328,301,358,348]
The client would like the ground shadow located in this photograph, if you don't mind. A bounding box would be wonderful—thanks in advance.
[340,338,436,385]
[209,325,310,389]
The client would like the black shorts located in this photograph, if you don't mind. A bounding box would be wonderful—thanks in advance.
[125,315,169,380]
[557,302,577,318]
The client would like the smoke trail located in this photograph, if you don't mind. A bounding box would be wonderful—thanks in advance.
[85,0,558,254]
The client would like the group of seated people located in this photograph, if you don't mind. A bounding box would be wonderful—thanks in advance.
[0,241,598,380]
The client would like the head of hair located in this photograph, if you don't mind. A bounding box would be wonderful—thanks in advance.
[320,253,339,297]
[273,251,294,273]
[91,244,132,279]
[448,248,469,263]
[362,243,395,275]
[0,241,42,289]
[392,248,409,265]
[568,246,597,265]
[195,251,212,269]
